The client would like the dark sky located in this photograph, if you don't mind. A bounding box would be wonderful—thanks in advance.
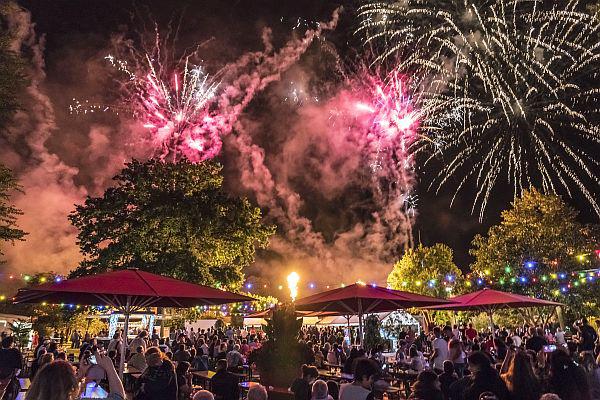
[16,0,599,271]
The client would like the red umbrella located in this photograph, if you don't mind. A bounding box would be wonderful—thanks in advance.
[423,288,562,311]
[13,268,254,376]
[424,288,562,344]
[295,283,452,341]
[244,309,337,319]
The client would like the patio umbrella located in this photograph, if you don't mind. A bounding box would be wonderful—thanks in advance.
[244,309,337,319]
[295,283,452,342]
[13,268,254,377]
[424,288,562,344]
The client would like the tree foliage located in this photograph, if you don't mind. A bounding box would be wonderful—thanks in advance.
[249,304,305,387]
[470,189,600,322]
[363,314,383,353]
[0,164,26,260]
[388,243,463,298]
[0,4,27,131]
[69,159,275,289]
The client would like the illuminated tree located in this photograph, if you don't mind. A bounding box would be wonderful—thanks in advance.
[69,159,275,289]
[388,243,463,298]
[470,188,600,323]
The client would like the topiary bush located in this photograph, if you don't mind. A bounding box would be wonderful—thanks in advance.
[249,304,304,387]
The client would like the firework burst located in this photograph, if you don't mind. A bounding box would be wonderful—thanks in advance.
[99,9,340,162]
[359,0,600,218]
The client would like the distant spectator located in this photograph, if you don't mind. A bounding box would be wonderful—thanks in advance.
[193,390,215,400]
[409,370,443,400]
[128,346,148,371]
[291,365,319,400]
[448,351,510,400]
[548,349,591,400]
[211,359,240,400]
[339,358,380,400]
[248,384,268,400]
[312,379,333,400]
[438,360,457,399]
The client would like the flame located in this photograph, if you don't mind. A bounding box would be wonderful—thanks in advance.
[287,272,300,302]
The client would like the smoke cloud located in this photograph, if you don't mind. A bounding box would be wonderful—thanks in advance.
[1,3,414,291]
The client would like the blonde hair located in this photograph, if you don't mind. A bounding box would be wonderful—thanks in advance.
[27,361,79,400]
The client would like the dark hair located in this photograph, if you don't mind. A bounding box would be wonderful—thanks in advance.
[179,344,185,351]
[327,380,339,400]
[301,364,319,379]
[353,358,380,382]
[467,351,492,369]
[443,360,454,374]
[216,359,228,371]
[416,370,438,386]
[1,336,14,348]
[176,361,190,375]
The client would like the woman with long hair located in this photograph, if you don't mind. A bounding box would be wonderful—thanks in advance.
[134,347,178,400]
[27,352,125,400]
[500,350,541,400]
[548,349,591,400]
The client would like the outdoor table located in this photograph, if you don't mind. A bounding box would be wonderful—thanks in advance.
[322,362,341,372]
[192,370,216,391]
[240,381,260,396]
[391,369,418,398]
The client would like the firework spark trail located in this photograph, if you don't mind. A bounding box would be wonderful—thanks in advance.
[359,0,600,218]
[104,8,340,162]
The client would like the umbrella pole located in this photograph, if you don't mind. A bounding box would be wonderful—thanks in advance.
[358,299,364,349]
[119,296,132,379]
[487,309,496,353]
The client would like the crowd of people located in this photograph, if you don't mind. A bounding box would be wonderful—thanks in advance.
[290,319,600,400]
[0,318,599,400]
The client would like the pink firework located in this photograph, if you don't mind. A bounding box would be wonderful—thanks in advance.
[351,70,420,173]
[106,53,224,161]
[104,9,340,162]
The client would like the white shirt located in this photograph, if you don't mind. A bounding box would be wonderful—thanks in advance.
[200,343,209,356]
[431,337,449,370]
[555,331,566,345]
[339,383,372,400]
[512,335,522,347]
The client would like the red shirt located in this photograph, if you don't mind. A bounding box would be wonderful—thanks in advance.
[465,328,478,341]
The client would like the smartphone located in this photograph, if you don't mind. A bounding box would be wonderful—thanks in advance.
[543,345,557,353]
[88,355,97,365]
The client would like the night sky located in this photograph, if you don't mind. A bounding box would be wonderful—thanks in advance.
[12,0,599,275]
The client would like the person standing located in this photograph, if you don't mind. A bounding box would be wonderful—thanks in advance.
[579,318,598,352]
[465,324,478,342]
[0,336,22,400]
[70,330,80,349]
[431,327,449,374]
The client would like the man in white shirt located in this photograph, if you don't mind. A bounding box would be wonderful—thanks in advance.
[431,327,449,373]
